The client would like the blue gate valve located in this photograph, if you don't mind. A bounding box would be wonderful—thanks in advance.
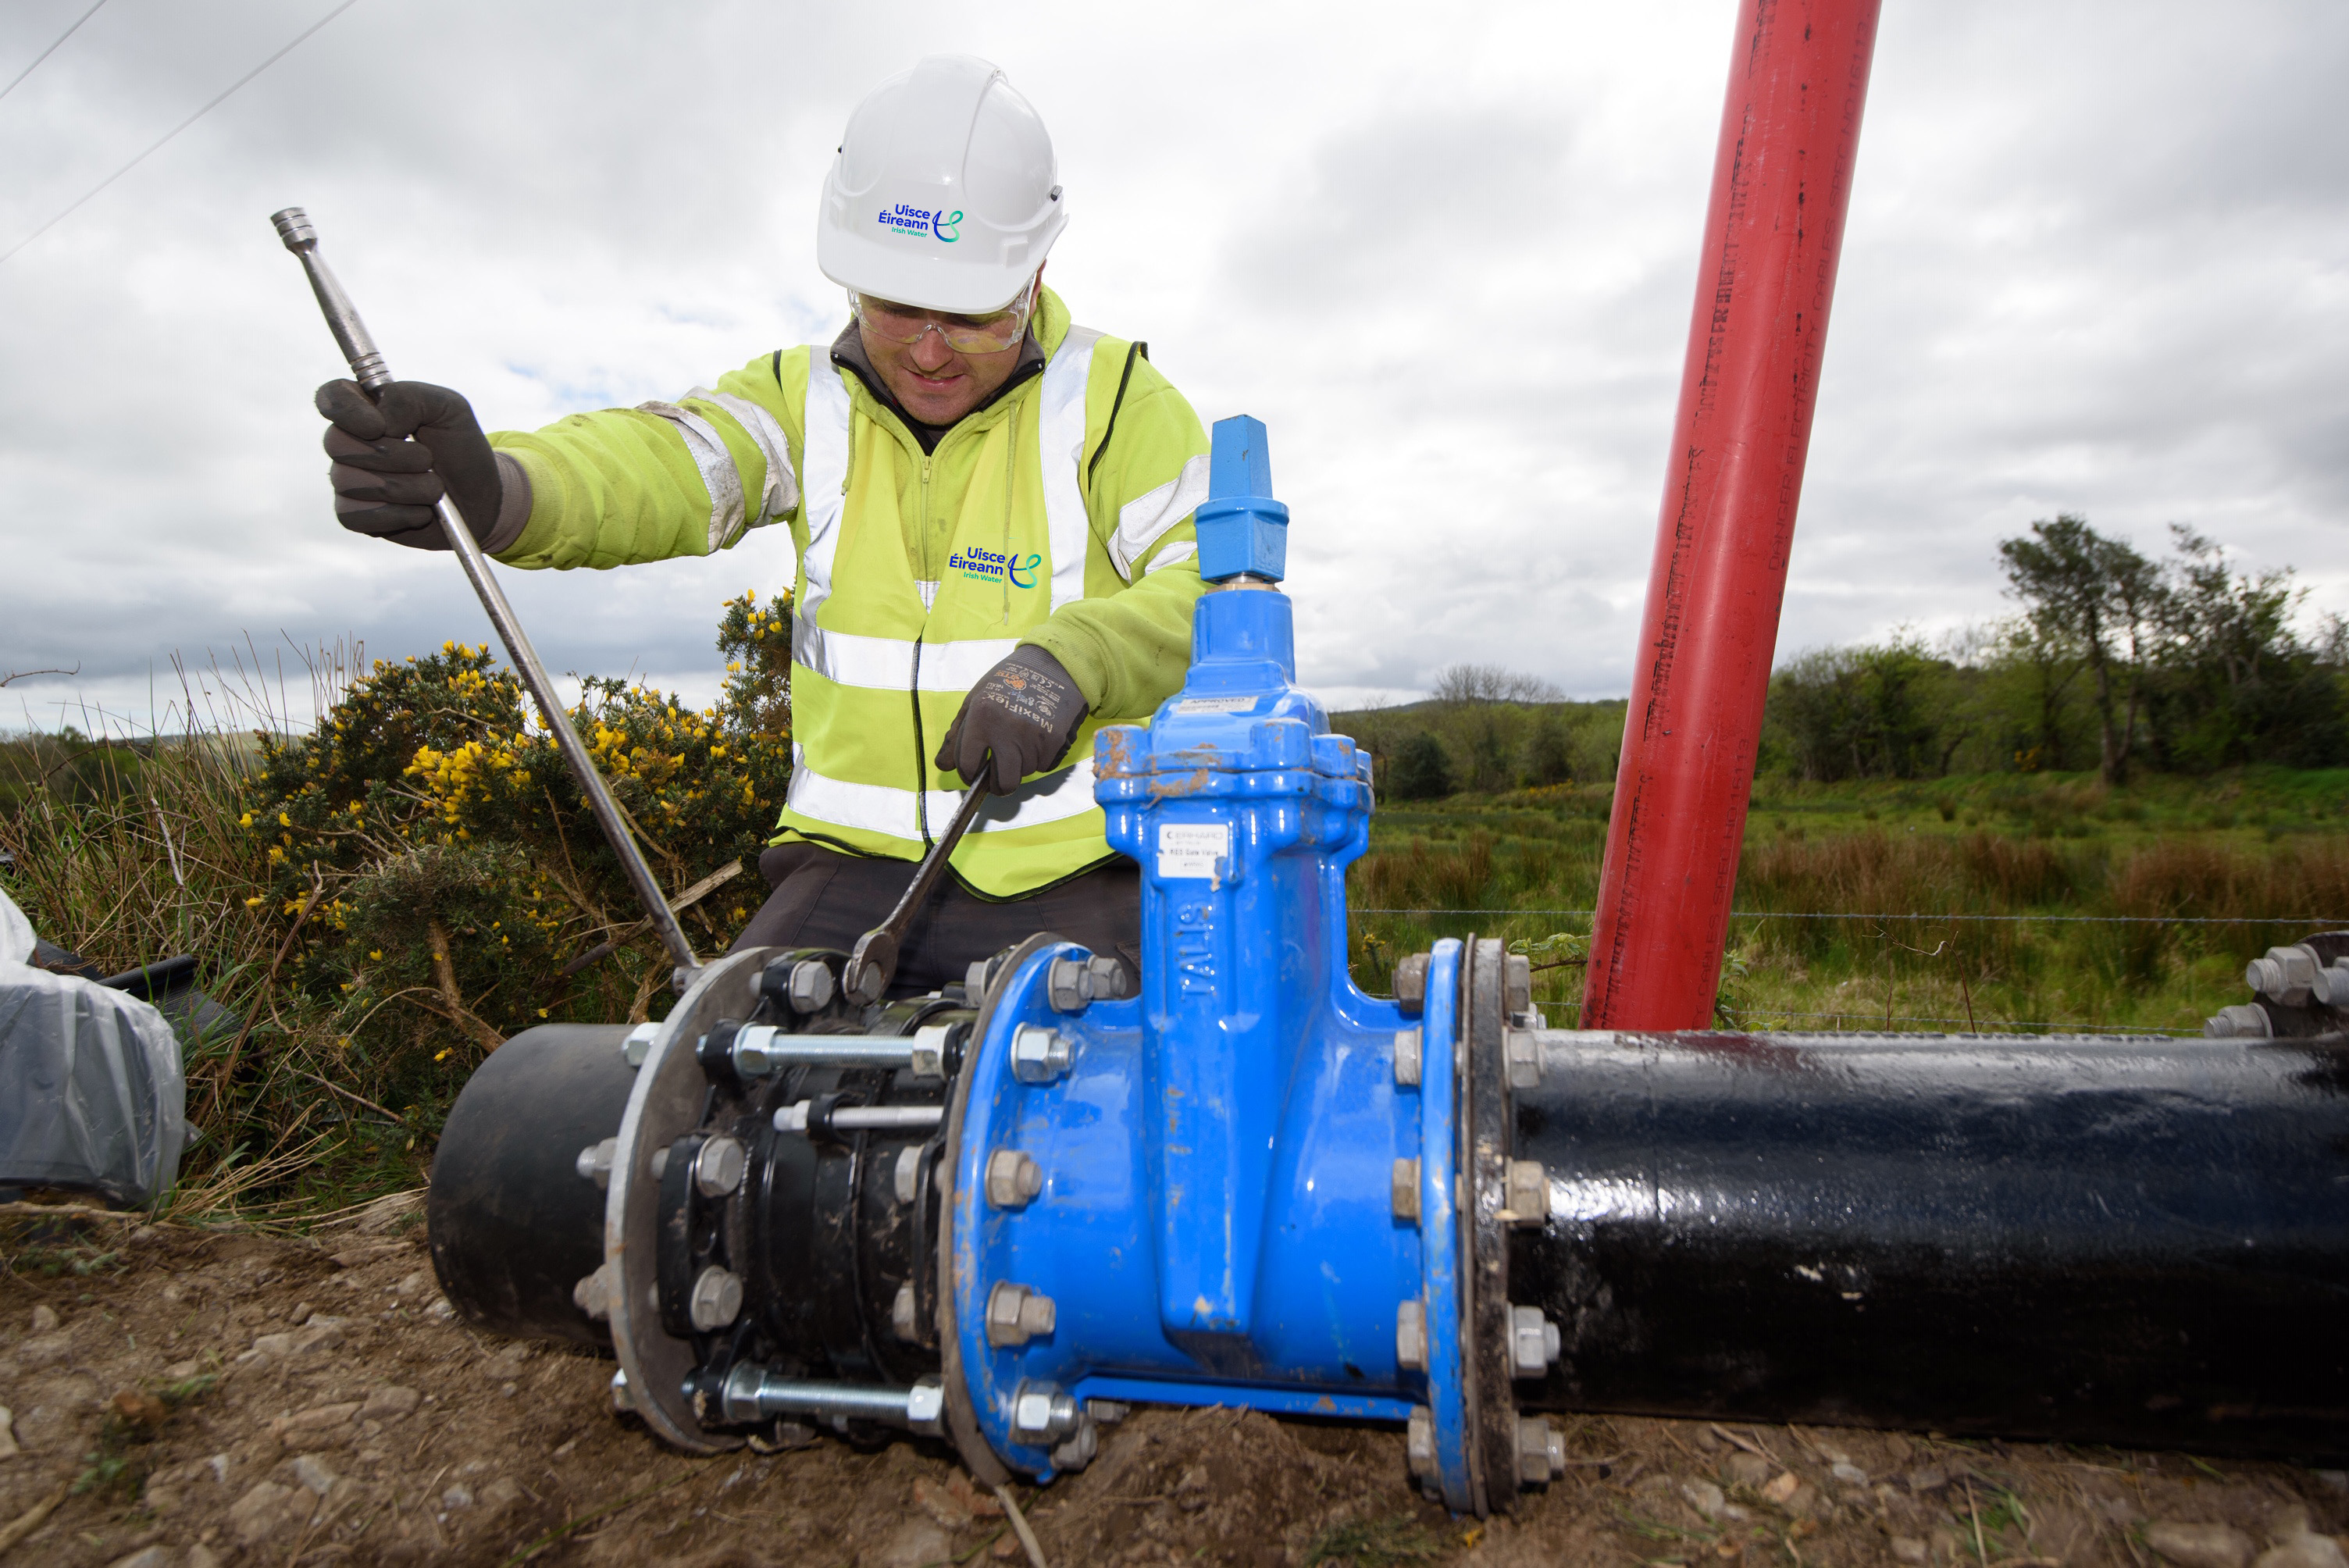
[946,416,1551,1511]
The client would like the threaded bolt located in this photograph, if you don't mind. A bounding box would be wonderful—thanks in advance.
[1406,1406,1438,1481]
[1391,1157,1420,1223]
[1516,1415,1567,1485]
[688,1266,744,1331]
[1508,1304,1560,1377]
[1505,1159,1549,1226]
[986,1281,1057,1347]
[986,1149,1045,1210]
[1395,1299,1428,1372]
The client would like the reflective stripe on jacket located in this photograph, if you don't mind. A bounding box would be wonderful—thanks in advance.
[486,287,1210,897]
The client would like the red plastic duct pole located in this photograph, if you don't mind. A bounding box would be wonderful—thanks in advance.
[1581,0,1881,1030]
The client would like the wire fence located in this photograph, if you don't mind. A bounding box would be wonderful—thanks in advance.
[1346,903,2343,1038]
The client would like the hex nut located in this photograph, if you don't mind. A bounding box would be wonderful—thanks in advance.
[908,1023,953,1082]
[576,1137,618,1189]
[648,1146,671,1181]
[892,1281,919,1342]
[1505,1159,1549,1226]
[611,1369,634,1413]
[1011,1025,1072,1084]
[894,1144,924,1206]
[2206,1003,2272,1039]
[905,1376,946,1437]
[689,1266,745,1331]
[1392,1028,1423,1088]
[1395,1299,1428,1372]
[1393,953,1431,1012]
[1085,1399,1130,1425]
[1505,1028,1542,1090]
[1405,1406,1438,1479]
[1011,1382,1079,1442]
[1516,1415,1567,1484]
[964,956,1000,1003]
[1506,952,1533,1016]
[694,1135,747,1198]
[1047,955,1095,1013]
[1509,1304,1560,1377]
[1051,1420,1100,1470]
[774,1099,813,1133]
[622,1023,658,1067]
[987,1149,1045,1210]
[1085,953,1131,1000]
[1391,1157,1420,1223]
[572,1263,615,1322]
[986,1281,1056,1347]
[787,958,835,1014]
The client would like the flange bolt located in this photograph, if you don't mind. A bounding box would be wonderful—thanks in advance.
[1391,1157,1420,1223]
[1506,952,1533,1017]
[1011,1381,1081,1444]
[894,1145,925,1206]
[2205,1003,2272,1039]
[987,1149,1046,1210]
[611,1369,634,1413]
[1508,1303,1561,1377]
[621,1022,658,1067]
[693,1135,747,1197]
[1505,1160,1549,1227]
[986,1281,1057,1347]
[1395,1299,1428,1372]
[786,958,835,1014]
[905,1376,947,1437]
[689,1266,745,1331]
[892,1282,919,1342]
[1516,1415,1567,1485]
[1011,1025,1073,1084]
[1392,1028,1423,1089]
[576,1138,618,1189]
[1406,1406,1439,1483]
[1393,953,1431,1014]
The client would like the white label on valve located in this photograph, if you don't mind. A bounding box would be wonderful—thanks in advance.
[1174,696,1256,715]
[1157,823,1231,881]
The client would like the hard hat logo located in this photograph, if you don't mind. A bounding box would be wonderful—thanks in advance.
[877,204,963,245]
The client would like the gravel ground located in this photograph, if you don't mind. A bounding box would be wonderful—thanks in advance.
[1,1201,2343,1568]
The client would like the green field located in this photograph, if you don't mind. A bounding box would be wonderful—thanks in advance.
[4,682,2344,1219]
[1340,762,2349,1035]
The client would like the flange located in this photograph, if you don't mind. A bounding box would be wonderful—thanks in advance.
[604,946,771,1453]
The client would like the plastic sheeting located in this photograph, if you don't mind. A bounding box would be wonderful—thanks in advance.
[0,886,187,1206]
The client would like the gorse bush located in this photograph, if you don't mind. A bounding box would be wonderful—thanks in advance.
[0,591,797,1212]
[242,597,794,1097]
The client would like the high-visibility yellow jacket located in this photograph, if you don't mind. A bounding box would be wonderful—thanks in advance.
[486,288,1210,897]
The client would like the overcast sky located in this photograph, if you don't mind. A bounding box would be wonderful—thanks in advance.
[2,0,2344,733]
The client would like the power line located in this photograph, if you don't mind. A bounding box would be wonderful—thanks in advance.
[0,0,362,266]
[0,0,107,105]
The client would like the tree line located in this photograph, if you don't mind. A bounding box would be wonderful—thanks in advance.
[1766,516,2346,782]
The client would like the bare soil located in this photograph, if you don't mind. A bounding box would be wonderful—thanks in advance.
[1,1203,2342,1568]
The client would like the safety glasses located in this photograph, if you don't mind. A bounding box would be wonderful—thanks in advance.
[849,280,1035,354]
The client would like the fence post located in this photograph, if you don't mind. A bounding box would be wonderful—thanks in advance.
[1582,0,1883,1029]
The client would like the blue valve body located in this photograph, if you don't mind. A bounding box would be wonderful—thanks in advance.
[950,416,1472,1493]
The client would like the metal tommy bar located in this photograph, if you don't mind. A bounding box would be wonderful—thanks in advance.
[269,207,700,984]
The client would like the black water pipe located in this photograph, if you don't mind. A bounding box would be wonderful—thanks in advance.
[1506,1027,2349,1460]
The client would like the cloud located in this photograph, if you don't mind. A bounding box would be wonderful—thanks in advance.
[0,0,2343,732]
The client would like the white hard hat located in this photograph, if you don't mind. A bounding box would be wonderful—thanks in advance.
[818,55,1069,314]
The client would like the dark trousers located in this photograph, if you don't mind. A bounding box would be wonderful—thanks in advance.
[729,842,1140,999]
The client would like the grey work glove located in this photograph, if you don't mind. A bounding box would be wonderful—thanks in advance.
[316,379,521,551]
[936,645,1089,795]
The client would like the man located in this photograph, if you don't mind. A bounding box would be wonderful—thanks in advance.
[315,55,1210,993]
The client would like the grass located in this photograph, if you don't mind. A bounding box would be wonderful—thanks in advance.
[1341,767,2349,1035]
[1303,1513,1448,1566]
[6,657,2346,1224]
